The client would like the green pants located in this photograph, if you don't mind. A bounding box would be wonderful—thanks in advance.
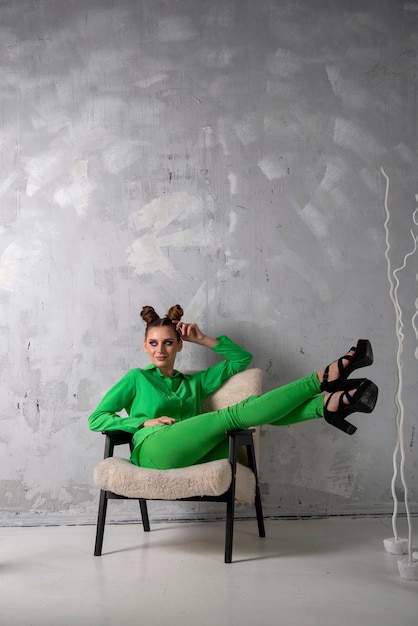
[133,372,323,469]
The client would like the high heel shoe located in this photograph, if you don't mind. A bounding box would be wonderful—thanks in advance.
[324,378,378,435]
[320,339,374,392]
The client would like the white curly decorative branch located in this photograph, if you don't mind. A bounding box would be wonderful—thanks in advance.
[381,167,417,562]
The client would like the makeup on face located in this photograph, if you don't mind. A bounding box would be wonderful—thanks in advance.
[144,326,182,375]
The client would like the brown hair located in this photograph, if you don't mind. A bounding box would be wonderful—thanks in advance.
[140,305,184,340]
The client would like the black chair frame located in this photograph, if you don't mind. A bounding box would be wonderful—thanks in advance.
[94,429,265,563]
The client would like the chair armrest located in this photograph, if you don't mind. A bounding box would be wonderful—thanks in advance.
[225,428,255,437]
[225,429,256,466]
[102,430,133,445]
[100,430,134,458]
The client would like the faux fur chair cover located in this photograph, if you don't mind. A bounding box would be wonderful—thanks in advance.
[94,368,263,503]
[94,457,256,502]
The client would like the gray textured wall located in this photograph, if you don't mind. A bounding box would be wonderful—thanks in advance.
[0,0,417,524]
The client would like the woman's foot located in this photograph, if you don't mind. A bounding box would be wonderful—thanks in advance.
[323,379,378,435]
[319,339,374,392]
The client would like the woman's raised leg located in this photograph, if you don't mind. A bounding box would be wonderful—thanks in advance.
[135,372,322,469]
[134,340,378,469]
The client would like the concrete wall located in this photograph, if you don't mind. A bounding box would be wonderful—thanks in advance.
[0,0,417,524]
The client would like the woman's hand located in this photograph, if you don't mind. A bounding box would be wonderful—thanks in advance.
[143,416,177,427]
[172,321,218,348]
[173,321,205,343]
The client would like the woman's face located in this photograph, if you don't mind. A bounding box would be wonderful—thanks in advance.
[143,325,182,376]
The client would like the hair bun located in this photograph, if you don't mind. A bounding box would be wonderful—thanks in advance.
[166,304,183,321]
[140,306,160,324]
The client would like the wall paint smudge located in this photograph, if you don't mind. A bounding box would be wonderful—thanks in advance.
[126,192,214,278]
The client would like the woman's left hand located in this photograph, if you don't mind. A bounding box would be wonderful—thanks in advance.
[173,321,205,343]
[172,321,219,348]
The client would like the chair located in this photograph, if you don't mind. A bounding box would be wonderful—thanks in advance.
[93,368,265,563]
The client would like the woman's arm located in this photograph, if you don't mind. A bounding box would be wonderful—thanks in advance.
[174,319,253,397]
[172,320,252,375]
[172,320,218,348]
[88,371,141,433]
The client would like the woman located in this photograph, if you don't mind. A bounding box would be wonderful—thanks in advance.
[88,304,378,470]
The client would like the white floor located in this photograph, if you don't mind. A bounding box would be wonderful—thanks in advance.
[1,517,417,626]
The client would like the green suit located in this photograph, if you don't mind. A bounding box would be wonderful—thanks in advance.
[88,336,322,469]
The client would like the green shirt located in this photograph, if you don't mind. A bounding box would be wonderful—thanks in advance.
[88,335,252,450]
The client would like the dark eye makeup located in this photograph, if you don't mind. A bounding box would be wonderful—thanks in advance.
[148,340,174,347]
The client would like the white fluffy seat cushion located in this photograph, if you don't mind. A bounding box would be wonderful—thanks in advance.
[94,457,256,502]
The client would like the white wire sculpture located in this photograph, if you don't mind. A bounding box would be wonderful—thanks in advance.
[381,167,418,580]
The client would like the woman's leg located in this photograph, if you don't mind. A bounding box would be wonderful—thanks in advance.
[175,396,322,464]
[135,372,322,469]
[197,439,230,464]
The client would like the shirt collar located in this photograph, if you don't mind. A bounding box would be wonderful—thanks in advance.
[144,364,184,379]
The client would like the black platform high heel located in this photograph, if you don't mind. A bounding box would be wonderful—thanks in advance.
[323,379,378,435]
[320,339,374,392]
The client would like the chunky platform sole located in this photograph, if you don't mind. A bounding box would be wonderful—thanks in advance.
[324,379,378,435]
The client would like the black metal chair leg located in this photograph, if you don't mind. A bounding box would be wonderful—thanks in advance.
[225,490,235,564]
[225,441,237,564]
[246,442,266,538]
[224,431,240,563]
[254,484,266,537]
[94,490,108,556]
[139,499,150,532]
